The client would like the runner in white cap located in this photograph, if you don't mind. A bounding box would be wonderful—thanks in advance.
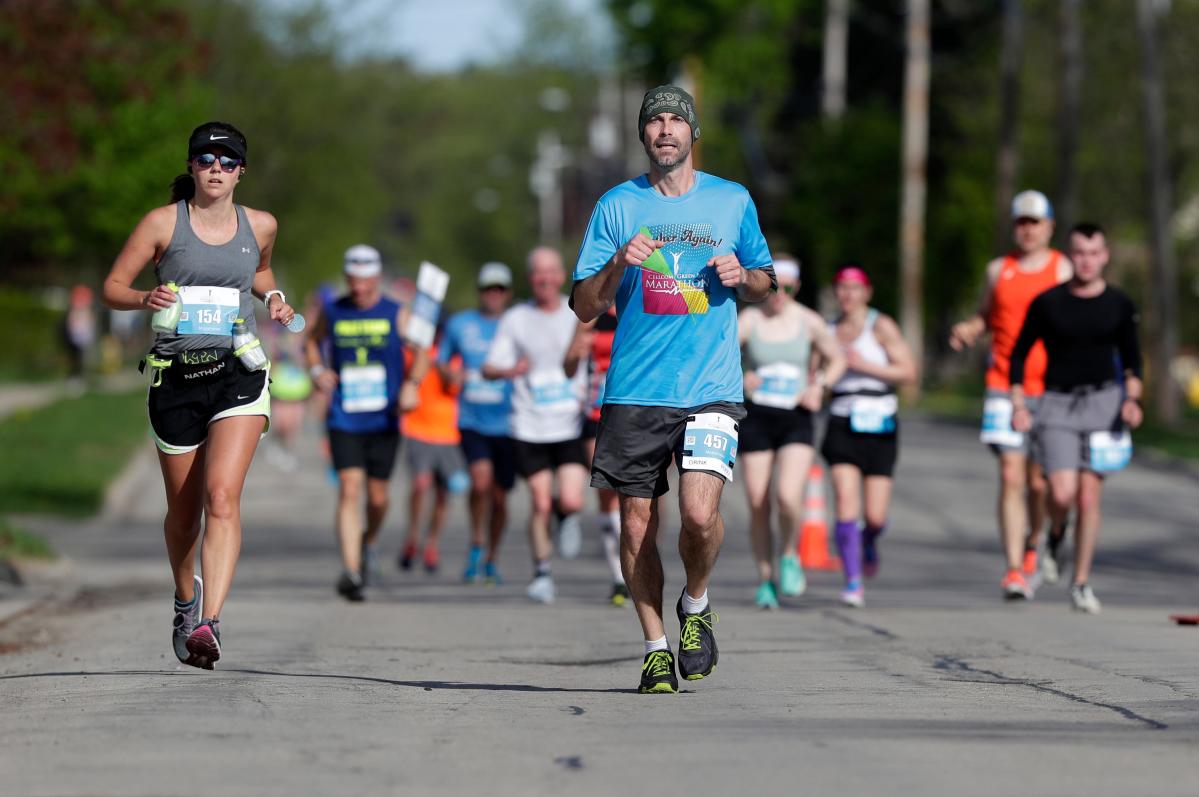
[439,262,517,585]
[950,190,1072,599]
[305,244,427,601]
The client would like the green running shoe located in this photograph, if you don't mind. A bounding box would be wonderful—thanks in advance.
[638,649,678,694]
[779,554,806,597]
[676,594,719,681]
[754,580,779,610]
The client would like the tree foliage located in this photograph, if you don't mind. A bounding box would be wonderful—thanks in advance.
[0,0,211,280]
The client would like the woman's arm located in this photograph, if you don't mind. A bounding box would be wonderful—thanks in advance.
[101,206,176,311]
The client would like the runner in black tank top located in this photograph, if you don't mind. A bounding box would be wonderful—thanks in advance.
[101,122,296,669]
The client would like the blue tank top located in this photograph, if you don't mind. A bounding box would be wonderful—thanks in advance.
[325,295,405,433]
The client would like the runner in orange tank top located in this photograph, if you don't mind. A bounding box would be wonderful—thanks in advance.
[399,340,465,573]
[950,190,1072,600]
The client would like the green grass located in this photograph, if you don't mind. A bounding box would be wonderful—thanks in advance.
[0,516,55,560]
[1133,419,1199,462]
[0,389,149,516]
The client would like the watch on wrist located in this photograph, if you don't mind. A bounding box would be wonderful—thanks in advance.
[263,289,286,307]
[309,364,327,379]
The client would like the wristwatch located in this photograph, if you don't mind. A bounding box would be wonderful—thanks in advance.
[263,289,286,307]
[309,364,327,379]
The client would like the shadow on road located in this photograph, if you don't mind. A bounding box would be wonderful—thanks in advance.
[0,667,636,694]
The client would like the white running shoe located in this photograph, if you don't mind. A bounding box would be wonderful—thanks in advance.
[839,585,865,608]
[171,575,203,663]
[1041,551,1060,584]
[557,514,582,559]
[1070,583,1102,614]
[526,575,556,605]
[1044,530,1068,584]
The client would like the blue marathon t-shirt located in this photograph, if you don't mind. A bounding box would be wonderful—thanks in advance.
[439,309,512,436]
[573,172,772,409]
[325,295,405,434]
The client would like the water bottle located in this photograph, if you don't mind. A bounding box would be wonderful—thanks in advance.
[286,313,306,334]
[232,318,268,372]
[150,282,181,333]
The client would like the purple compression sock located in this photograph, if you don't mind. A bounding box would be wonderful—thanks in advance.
[835,520,863,585]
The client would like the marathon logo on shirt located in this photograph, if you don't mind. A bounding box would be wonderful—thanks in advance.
[639,223,719,316]
[333,318,391,347]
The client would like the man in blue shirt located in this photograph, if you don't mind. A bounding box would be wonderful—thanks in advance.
[305,245,427,602]
[438,262,516,585]
[571,85,776,693]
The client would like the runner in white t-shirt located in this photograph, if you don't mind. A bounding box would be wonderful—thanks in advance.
[483,246,588,604]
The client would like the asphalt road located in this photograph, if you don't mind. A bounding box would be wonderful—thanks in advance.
[2,415,1197,796]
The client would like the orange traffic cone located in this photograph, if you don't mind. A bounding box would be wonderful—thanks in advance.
[798,463,840,571]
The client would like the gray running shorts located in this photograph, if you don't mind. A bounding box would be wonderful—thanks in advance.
[1033,385,1123,474]
[406,438,465,485]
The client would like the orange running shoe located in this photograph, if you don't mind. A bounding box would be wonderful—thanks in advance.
[423,543,440,574]
[1002,569,1031,601]
[397,541,418,571]
[1022,547,1038,576]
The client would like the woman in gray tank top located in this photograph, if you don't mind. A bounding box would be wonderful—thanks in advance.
[737,255,846,610]
[100,121,296,669]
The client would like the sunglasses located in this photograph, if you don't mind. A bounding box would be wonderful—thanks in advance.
[191,153,243,173]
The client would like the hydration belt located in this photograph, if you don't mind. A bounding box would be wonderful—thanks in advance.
[140,348,232,387]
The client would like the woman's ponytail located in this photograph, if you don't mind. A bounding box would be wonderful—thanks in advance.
[169,172,194,204]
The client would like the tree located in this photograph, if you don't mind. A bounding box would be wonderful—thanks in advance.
[1136,0,1181,423]
[0,0,210,281]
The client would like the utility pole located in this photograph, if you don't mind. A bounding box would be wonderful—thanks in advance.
[529,130,566,247]
[899,0,929,392]
[993,0,1023,252]
[822,0,850,122]
[1056,0,1082,237]
[1136,0,1181,423]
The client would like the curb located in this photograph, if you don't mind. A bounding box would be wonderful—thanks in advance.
[102,444,157,520]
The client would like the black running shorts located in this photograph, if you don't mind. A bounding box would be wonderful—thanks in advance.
[513,437,588,479]
[820,416,898,477]
[590,401,746,498]
[458,429,517,490]
[147,353,270,455]
[328,429,401,480]
[739,402,815,453]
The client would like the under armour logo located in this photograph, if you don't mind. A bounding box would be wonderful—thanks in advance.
[241,247,252,254]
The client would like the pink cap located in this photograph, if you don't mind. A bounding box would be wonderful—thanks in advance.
[834,266,871,287]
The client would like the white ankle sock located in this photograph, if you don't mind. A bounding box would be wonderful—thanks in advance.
[681,589,708,615]
[644,636,669,655]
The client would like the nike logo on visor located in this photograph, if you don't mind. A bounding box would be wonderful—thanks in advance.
[209,134,229,140]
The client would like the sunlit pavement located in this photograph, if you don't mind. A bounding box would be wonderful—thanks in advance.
[3,415,1197,795]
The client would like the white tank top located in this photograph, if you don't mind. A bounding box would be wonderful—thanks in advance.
[828,309,892,417]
